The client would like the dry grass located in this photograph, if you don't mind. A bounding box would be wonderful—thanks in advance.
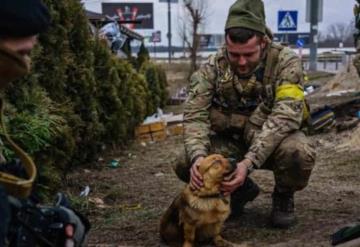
[63,67,360,246]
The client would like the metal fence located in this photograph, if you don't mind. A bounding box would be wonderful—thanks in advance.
[301,53,353,73]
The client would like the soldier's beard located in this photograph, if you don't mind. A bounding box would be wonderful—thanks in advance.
[234,60,262,78]
[229,48,265,78]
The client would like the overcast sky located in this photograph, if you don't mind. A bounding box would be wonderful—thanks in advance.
[83,0,356,46]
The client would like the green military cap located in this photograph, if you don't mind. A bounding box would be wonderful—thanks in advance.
[225,0,266,34]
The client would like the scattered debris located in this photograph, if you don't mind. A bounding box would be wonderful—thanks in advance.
[123,153,136,159]
[142,108,183,125]
[308,106,336,133]
[304,85,315,96]
[331,223,360,246]
[168,86,187,105]
[89,197,107,209]
[79,186,90,197]
[119,203,142,211]
[305,67,360,135]
[320,65,360,93]
[326,89,356,97]
[155,172,164,177]
[135,108,184,143]
[336,117,360,132]
[108,159,120,168]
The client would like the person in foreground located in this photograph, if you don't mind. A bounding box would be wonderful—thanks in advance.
[175,0,316,229]
[0,1,89,246]
[0,0,51,244]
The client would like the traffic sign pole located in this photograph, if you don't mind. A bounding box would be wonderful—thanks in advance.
[167,0,172,63]
[154,41,156,58]
[309,0,319,71]
[296,39,305,61]
[160,0,178,63]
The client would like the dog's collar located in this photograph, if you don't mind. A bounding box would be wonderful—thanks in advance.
[198,193,230,204]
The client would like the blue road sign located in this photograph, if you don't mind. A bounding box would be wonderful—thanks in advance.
[273,33,310,46]
[278,11,298,32]
[296,39,304,48]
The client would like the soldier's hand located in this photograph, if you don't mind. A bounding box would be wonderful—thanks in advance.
[221,159,250,196]
[190,156,204,190]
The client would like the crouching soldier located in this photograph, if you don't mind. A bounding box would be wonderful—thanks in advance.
[175,0,316,229]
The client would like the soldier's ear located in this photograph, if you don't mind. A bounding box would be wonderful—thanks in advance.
[259,37,267,49]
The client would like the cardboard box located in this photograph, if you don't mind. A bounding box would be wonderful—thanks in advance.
[135,121,167,142]
[135,121,165,137]
[167,124,184,136]
[151,130,167,142]
[134,124,150,136]
[149,121,166,132]
[136,133,152,142]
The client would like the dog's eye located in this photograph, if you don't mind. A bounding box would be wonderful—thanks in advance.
[213,163,221,169]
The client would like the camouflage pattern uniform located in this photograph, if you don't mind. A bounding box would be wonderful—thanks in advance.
[176,43,316,193]
[353,1,360,76]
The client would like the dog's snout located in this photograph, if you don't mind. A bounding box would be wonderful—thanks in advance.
[227,158,237,171]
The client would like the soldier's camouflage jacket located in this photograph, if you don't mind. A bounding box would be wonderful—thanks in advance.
[353,2,360,75]
[184,42,306,168]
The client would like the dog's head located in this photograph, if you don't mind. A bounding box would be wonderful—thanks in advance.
[198,154,232,188]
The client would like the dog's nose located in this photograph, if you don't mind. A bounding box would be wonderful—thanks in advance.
[227,158,237,171]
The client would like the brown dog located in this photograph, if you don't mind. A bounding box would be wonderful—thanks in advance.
[160,154,235,247]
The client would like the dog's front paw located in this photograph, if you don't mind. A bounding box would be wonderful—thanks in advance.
[214,236,250,247]
[214,236,234,247]
[183,241,193,247]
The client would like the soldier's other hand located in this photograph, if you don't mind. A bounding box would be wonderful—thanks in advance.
[221,159,249,196]
[190,156,204,190]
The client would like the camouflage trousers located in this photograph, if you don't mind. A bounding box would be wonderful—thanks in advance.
[175,124,316,192]
[353,53,360,77]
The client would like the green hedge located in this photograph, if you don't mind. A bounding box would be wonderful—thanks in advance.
[2,0,167,198]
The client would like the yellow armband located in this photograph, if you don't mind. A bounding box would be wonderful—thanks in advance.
[275,84,309,120]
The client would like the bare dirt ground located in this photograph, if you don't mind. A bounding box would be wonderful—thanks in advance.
[65,64,360,246]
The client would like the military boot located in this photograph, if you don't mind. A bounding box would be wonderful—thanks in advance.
[270,189,296,228]
[230,177,260,219]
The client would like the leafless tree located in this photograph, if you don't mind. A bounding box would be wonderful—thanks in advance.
[179,0,210,77]
[317,30,326,42]
[325,21,355,43]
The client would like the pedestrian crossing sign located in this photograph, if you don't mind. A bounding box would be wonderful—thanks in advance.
[278,11,298,31]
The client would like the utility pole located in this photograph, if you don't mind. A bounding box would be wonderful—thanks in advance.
[309,0,319,71]
[167,0,172,63]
